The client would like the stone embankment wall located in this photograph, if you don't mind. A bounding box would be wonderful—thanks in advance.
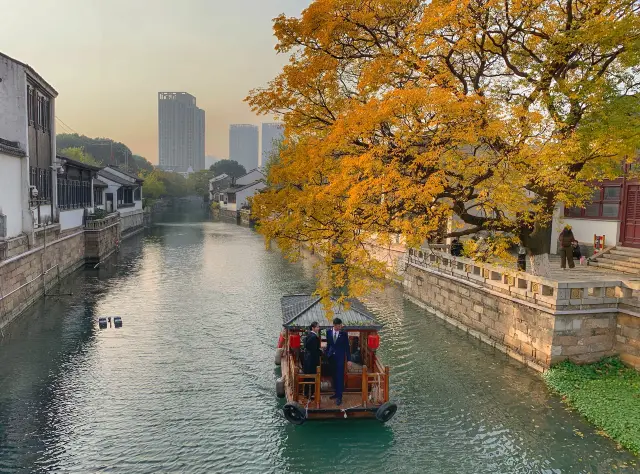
[0,210,143,330]
[404,249,640,371]
[219,209,239,222]
[120,209,144,237]
[85,214,121,265]
[239,209,251,226]
[616,314,640,368]
[0,229,85,330]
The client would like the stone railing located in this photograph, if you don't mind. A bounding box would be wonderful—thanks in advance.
[407,248,637,313]
[85,212,120,231]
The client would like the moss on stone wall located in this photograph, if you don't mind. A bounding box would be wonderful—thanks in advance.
[544,357,640,455]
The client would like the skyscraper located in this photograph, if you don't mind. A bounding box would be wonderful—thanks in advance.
[261,123,284,166]
[158,92,205,172]
[229,124,259,171]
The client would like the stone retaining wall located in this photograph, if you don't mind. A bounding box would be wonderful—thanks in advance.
[405,249,640,371]
[219,209,239,222]
[0,234,29,260]
[0,213,127,329]
[85,220,121,265]
[0,230,85,330]
[405,265,556,369]
[616,314,640,368]
[120,210,144,237]
[239,209,251,226]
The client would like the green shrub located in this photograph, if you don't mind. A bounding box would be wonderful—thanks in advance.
[544,357,640,455]
[91,208,108,220]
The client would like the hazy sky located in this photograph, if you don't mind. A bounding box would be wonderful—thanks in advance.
[0,0,308,163]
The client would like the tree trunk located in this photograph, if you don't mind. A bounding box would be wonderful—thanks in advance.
[521,222,553,277]
[528,252,551,277]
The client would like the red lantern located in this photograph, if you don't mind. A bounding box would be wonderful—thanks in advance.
[289,334,301,349]
[368,333,380,350]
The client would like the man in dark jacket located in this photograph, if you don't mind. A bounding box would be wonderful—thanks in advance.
[326,317,352,406]
[558,225,578,269]
[303,322,321,398]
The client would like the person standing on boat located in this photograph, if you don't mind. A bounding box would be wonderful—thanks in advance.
[303,322,321,399]
[326,318,352,406]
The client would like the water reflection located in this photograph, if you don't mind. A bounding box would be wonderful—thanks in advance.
[0,218,637,473]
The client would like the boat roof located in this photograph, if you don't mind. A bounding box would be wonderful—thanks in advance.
[281,295,382,330]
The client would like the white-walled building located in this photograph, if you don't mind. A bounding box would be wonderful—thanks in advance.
[97,166,144,236]
[55,155,103,231]
[0,52,57,241]
[551,179,627,254]
[220,181,267,212]
[0,139,26,239]
[235,168,265,186]
[217,169,267,213]
[97,166,143,214]
[209,173,232,202]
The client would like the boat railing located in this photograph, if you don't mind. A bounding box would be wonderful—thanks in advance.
[294,368,322,409]
[361,364,390,407]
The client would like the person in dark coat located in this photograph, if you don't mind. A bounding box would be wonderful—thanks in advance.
[558,225,578,269]
[303,322,321,398]
[572,241,582,261]
[450,238,463,257]
[326,317,352,406]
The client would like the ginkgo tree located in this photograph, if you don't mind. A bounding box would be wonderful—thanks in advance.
[247,0,640,298]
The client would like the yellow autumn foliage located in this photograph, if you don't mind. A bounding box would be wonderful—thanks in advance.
[247,0,640,302]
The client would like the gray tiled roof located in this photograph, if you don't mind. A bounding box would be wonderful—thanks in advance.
[221,180,265,194]
[281,295,382,330]
[98,170,135,187]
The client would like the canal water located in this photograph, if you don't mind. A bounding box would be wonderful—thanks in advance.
[0,214,638,473]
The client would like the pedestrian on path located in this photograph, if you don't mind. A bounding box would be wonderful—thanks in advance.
[558,225,578,269]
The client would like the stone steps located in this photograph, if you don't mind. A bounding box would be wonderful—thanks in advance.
[589,260,640,274]
[589,245,640,275]
[610,248,640,258]
[604,253,640,264]
[597,257,640,270]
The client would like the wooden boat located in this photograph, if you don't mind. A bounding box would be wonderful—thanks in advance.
[275,295,398,425]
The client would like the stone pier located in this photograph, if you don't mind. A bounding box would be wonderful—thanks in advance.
[84,213,121,265]
[404,249,640,371]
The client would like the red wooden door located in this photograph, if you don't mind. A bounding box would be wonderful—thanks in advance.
[623,184,640,247]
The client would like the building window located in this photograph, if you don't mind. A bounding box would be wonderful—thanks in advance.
[117,187,135,206]
[57,179,91,210]
[29,167,52,203]
[36,95,50,131]
[134,186,141,201]
[125,188,133,204]
[27,85,34,125]
[564,185,622,219]
[94,188,103,205]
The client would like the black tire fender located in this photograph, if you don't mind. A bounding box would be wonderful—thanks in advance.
[274,348,283,366]
[283,402,306,425]
[376,401,398,423]
[276,378,285,398]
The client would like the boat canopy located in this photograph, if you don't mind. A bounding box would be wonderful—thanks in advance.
[281,295,382,330]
